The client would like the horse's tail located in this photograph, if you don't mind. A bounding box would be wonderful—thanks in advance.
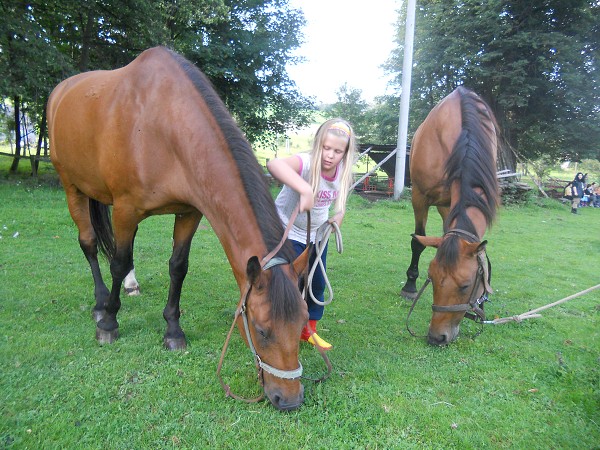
[89,199,116,261]
[444,87,500,230]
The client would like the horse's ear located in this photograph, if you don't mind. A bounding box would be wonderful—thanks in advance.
[292,247,310,276]
[475,240,488,255]
[463,240,487,256]
[246,256,262,284]
[413,234,442,248]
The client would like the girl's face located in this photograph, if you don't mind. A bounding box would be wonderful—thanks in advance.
[320,132,348,177]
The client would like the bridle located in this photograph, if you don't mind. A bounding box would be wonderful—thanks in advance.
[406,228,492,338]
[216,208,331,403]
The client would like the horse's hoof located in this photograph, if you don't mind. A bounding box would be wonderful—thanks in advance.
[92,309,106,323]
[96,326,119,344]
[124,286,140,296]
[164,337,187,350]
[400,289,418,300]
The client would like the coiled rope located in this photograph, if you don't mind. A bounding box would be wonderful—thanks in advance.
[305,221,343,306]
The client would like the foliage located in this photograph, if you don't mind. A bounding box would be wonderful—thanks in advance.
[385,0,600,162]
[1,173,598,448]
[323,83,370,140]
[499,182,535,206]
[0,0,314,149]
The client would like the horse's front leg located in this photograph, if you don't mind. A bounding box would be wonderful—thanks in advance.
[401,197,429,299]
[163,212,201,350]
[401,236,426,299]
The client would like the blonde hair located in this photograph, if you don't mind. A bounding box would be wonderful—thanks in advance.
[308,118,358,215]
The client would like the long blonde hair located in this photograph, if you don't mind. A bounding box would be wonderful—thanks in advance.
[308,118,358,215]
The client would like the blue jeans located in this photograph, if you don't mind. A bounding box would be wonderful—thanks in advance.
[291,239,328,321]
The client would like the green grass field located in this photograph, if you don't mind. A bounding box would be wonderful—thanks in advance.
[0,164,598,449]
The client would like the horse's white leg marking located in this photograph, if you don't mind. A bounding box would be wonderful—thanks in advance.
[123,268,140,296]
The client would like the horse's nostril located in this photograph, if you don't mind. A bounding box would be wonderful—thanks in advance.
[428,333,448,346]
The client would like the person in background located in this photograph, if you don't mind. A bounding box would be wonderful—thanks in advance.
[584,181,597,207]
[570,172,586,214]
[267,118,358,350]
[593,183,600,207]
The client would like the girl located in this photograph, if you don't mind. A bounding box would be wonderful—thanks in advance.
[267,118,357,350]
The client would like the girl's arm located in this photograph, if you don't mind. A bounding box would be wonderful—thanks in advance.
[329,210,345,228]
[267,156,315,212]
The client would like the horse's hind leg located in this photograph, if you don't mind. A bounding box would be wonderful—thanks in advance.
[163,211,202,350]
[401,195,429,299]
[123,226,140,296]
[95,206,139,344]
[64,188,110,320]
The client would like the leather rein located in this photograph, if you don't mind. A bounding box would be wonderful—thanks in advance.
[406,228,493,338]
[216,208,331,403]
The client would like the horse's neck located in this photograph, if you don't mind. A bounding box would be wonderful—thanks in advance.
[204,198,268,290]
[449,182,488,239]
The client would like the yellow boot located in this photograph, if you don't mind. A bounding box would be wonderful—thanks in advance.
[301,320,333,351]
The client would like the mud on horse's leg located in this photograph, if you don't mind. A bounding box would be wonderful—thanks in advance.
[163,212,201,350]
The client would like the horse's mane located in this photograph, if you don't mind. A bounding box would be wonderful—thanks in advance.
[437,86,500,269]
[164,47,299,321]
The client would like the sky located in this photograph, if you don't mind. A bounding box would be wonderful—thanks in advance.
[286,1,401,105]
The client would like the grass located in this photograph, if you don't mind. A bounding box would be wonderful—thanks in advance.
[0,165,599,449]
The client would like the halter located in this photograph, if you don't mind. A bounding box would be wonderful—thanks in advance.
[406,228,492,338]
[216,208,301,402]
[216,208,331,403]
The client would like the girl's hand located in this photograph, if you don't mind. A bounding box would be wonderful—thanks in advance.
[299,186,314,212]
[267,156,315,212]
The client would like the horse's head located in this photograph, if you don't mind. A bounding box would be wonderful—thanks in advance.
[237,252,309,411]
[413,233,490,346]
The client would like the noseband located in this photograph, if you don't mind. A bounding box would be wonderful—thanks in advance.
[406,228,492,338]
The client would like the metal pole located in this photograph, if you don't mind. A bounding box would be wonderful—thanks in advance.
[394,0,416,199]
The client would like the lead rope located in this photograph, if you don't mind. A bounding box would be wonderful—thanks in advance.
[301,212,333,383]
[483,283,600,325]
[307,221,343,306]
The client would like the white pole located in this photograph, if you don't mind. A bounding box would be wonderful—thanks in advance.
[394,0,416,199]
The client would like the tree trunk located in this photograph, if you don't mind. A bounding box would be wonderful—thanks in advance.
[31,108,47,177]
[9,96,21,174]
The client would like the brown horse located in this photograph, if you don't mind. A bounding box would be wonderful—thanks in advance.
[400,86,500,345]
[47,46,309,410]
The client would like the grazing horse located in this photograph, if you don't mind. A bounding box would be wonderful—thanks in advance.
[400,86,500,345]
[47,46,309,410]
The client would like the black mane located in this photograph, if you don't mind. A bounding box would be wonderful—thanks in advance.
[165,47,299,321]
[437,87,500,269]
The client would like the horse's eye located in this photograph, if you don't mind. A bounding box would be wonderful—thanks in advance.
[459,284,470,292]
[256,327,269,340]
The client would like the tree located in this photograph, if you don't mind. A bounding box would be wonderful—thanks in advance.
[183,0,314,143]
[386,0,600,162]
[0,0,314,173]
[323,83,369,140]
[0,1,72,172]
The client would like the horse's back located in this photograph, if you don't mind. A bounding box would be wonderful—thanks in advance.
[48,47,212,207]
[409,89,463,204]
